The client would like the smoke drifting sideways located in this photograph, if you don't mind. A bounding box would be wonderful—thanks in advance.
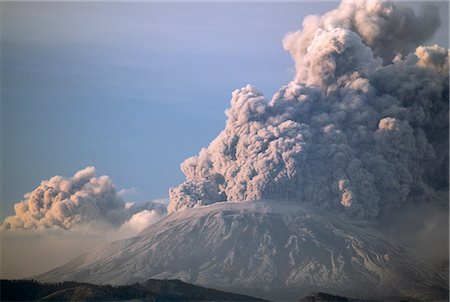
[2,166,166,231]
[1,167,167,278]
[168,0,449,221]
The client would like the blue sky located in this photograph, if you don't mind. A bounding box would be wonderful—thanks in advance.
[1,1,448,220]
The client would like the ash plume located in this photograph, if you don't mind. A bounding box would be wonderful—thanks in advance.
[2,167,166,230]
[283,0,441,70]
[1,167,167,278]
[169,0,449,220]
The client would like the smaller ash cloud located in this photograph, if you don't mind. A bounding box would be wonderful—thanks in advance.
[1,167,167,279]
[2,166,166,231]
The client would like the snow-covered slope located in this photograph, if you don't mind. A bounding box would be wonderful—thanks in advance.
[37,201,447,300]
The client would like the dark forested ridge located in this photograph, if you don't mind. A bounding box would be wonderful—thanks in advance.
[0,279,267,301]
[2,279,442,301]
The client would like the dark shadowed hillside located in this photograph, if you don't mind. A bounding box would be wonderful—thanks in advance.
[299,292,354,301]
[1,279,266,301]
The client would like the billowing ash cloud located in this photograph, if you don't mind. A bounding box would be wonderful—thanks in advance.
[283,0,441,69]
[2,167,166,230]
[169,0,448,220]
[1,167,167,278]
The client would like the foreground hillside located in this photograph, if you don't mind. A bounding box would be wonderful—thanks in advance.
[1,279,265,301]
[37,201,448,301]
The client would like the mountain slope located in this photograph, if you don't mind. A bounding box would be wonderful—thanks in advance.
[37,201,447,300]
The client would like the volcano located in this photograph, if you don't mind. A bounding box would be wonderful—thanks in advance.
[37,201,447,300]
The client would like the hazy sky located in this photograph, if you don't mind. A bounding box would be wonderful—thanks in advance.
[1,1,448,221]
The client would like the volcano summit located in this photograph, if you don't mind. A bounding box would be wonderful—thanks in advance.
[37,201,447,300]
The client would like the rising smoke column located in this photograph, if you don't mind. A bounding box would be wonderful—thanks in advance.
[168,0,449,220]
